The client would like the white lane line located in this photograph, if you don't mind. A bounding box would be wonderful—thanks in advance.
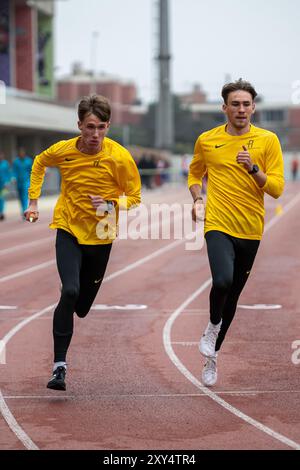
[163,192,300,450]
[3,390,300,399]
[0,260,55,284]
[238,304,282,310]
[91,304,147,310]
[0,305,55,358]
[0,222,49,240]
[3,395,73,399]
[104,239,183,282]
[0,237,53,257]
[0,389,38,450]
[172,340,292,345]
[0,305,55,450]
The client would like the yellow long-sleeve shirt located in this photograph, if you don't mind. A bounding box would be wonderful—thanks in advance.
[29,136,141,244]
[188,124,284,240]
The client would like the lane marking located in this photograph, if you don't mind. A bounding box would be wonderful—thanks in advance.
[0,221,49,240]
[0,237,53,257]
[0,305,55,365]
[104,239,183,282]
[172,340,292,345]
[238,304,282,310]
[3,390,300,399]
[0,260,55,284]
[0,306,17,310]
[0,222,47,238]
[3,395,73,399]
[163,191,300,450]
[91,304,147,310]
[0,389,38,450]
[172,341,199,346]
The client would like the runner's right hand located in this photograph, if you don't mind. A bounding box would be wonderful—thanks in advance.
[24,207,39,223]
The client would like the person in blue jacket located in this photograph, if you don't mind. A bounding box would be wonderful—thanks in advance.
[12,147,33,217]
[0,150,12,220]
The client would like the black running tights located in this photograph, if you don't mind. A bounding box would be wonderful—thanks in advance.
[53,229,112,362]
[205,230,260,352]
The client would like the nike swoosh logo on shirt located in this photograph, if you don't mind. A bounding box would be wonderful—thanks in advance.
[65,158,75,161]
[215,144,226,148]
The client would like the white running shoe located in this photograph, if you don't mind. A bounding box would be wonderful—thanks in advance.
[202,355,217,387]
[199,320,222,357]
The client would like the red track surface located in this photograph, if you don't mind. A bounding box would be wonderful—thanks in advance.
[0,183,300,450]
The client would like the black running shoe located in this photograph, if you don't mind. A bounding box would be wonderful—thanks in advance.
[47,366,66,391]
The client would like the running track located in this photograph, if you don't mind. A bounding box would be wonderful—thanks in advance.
[0,183,300,450]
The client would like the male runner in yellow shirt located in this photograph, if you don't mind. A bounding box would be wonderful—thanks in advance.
[188,79,284,386]
[25,95,141,391]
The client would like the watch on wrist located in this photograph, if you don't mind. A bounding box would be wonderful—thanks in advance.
[248,164,259,174]
[193,197,203,203]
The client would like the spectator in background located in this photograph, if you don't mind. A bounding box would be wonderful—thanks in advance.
[291,155,299,181]
[160,157,171,184]
[181,154,190,180]
[138,153,156,189]
[12,147,33,218]
[0,150,11,221]
[155,157,164,186]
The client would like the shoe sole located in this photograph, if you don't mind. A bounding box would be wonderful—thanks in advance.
[202,380,217,387]
[47,381,66,391]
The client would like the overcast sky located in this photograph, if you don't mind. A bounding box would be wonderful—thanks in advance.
[54,0,300,104]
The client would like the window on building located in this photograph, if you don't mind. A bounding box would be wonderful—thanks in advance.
[261,110,285,123]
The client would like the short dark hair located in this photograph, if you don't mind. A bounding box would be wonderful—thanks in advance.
[221,79,257,104]
[77,94,111,122]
